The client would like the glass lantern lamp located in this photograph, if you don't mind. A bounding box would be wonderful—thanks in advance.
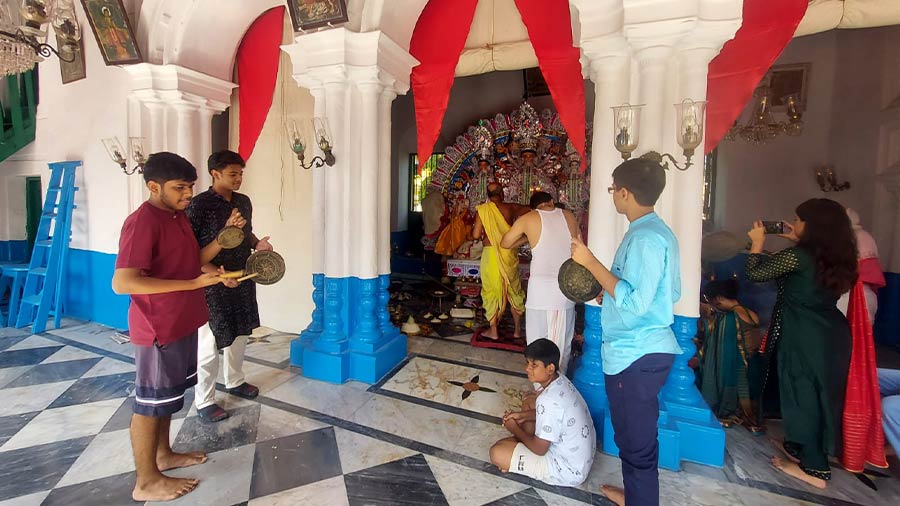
[675,99,706,164]
[612,104,643,160]
[50,0,79,55]
[312,117,335,166]
[102,136,147,175]
[287,118,336,170]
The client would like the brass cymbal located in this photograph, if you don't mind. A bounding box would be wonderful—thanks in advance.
[217,226,245,249]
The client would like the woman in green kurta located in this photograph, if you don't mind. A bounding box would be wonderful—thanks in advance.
[698,280,764,433]
[745,198,857,489]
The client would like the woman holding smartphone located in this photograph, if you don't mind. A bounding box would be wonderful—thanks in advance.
[745,198,857,489]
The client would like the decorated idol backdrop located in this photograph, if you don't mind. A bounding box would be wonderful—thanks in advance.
[424,102,591,253]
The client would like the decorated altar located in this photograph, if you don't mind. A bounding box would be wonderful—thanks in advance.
[422,102,591,258]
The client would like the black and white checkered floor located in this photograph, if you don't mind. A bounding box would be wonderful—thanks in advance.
[1,321,898,506]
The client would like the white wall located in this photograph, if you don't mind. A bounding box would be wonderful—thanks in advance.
[390,70,595,232]
[230,19,316,334]
[714,26,900,248]
[0,5,133,253]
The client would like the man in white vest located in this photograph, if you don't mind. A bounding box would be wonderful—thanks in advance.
[502,191,582,373]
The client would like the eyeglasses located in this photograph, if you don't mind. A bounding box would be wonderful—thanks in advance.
[607,185,617,194]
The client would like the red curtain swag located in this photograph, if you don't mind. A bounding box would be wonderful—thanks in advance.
[237,6,286,161]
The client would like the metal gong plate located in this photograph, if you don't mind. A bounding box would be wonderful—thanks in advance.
[217,226,245,249]
[557,258,602,303]
[245,250,286,285]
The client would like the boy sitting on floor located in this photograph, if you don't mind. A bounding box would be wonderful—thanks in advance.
[490,339,596,487]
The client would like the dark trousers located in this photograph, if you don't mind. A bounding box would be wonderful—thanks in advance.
[605,353,675,506]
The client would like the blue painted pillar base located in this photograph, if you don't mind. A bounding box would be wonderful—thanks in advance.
[350,333,407,384]
[573,304,608,445]
[292,273,325,367]
[349,275,407,384]
[599,315,725,470]
[301,277,350,384]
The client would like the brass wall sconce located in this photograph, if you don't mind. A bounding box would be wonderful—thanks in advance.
[287,118,335,170]
[612,99,707,171]
[102,136,147,175]
[813,165,850,192]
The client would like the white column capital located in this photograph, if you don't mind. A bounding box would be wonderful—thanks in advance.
[282,27,418,96]
[123,63,235,110]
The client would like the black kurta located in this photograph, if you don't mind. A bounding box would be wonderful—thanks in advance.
[186,188,259,349]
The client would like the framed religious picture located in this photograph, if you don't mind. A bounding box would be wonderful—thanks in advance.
[765,63,810,112]
[287,0,349,32]
[57,32,86,84]
[523,67,550,98]
[80,0,143,65]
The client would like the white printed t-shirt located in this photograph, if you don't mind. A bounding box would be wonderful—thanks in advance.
[535,374,596,486]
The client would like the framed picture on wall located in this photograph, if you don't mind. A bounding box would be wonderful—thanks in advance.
[80,0,143,66]
[523,67,550,98]
[765,63,811,112]
[287,0,349,32]
[57,32,86,84]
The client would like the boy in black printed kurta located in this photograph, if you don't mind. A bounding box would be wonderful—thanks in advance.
[186,150,274,422]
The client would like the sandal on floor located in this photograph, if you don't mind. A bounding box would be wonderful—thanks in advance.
[226,382,260,400]
[198,404,230,423]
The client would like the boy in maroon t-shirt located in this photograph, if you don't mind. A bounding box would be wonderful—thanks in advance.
[112,152,244,502]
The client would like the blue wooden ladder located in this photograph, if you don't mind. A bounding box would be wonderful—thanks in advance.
[15,161,80,333]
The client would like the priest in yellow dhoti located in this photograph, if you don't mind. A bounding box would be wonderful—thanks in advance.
[471,183,528,340]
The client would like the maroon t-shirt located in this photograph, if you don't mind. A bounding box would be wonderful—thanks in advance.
[116,201,209,346]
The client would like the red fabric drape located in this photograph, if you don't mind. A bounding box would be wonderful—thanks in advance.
[704,0,807,154]
[410,0,479,164]
[514,0,586,171]
[841,280,889,472]
[237,7,285,161]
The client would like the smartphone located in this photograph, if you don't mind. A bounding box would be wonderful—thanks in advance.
[762,221,785,234]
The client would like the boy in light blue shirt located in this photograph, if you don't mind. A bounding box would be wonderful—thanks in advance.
[571,157,681,506]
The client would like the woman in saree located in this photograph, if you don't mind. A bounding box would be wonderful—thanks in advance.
[745,198,857,489]
[698,279,764,434]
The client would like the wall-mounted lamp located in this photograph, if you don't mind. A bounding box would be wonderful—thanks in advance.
[612,99,707,171]
[813,165,850,192]
[102,136,147,175]
[287,118,335,170]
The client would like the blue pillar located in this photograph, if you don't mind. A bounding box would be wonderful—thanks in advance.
[659,315,725,468]
[302,277,350,383]
[580,312,725,471]
[291,273,324,367]
[349,274,406,384]
[573,304,608,446]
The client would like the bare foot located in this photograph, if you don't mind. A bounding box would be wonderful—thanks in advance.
[771,439,800,464]
[157,451,208,471]
[132,475,199,501]
[481,329,500,341]
[600,485,625,506]
[770,456,826,489]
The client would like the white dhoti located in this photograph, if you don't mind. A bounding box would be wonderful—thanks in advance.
[526,308,576,374]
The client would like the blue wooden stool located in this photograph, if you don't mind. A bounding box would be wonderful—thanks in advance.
[0,264,29,327]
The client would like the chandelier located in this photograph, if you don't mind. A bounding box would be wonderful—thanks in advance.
[724,86,804,145]
[0,0,80,77]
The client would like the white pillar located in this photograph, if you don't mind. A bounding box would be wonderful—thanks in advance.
[377,88,397,276]
[672,46,719,317]
[355,78,383,279]
[322,79,349,279]
[584,39,631,265]
[634,45,675,222]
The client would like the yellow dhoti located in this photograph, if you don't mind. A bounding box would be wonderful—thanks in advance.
[477,203,525,324]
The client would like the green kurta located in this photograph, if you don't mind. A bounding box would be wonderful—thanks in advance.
[746,248,851,477]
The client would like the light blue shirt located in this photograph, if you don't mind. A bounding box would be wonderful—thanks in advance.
[601,212,682,375]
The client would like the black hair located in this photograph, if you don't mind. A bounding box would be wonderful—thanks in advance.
[524,339,560,372]
[555,202,566,210]
[142,152,197,184]
[795,198,858,296]
[612,158,666,206]
[702,279,738,301]
[487,183,504,199]
[208,150,246,174]
[529,191,553,209]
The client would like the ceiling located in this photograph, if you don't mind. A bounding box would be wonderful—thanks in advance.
[452,0,900,77]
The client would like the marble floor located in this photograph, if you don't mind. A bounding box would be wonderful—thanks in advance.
[0,320,898,505]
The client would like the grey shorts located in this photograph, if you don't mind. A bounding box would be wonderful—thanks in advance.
[133,332,198,417]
